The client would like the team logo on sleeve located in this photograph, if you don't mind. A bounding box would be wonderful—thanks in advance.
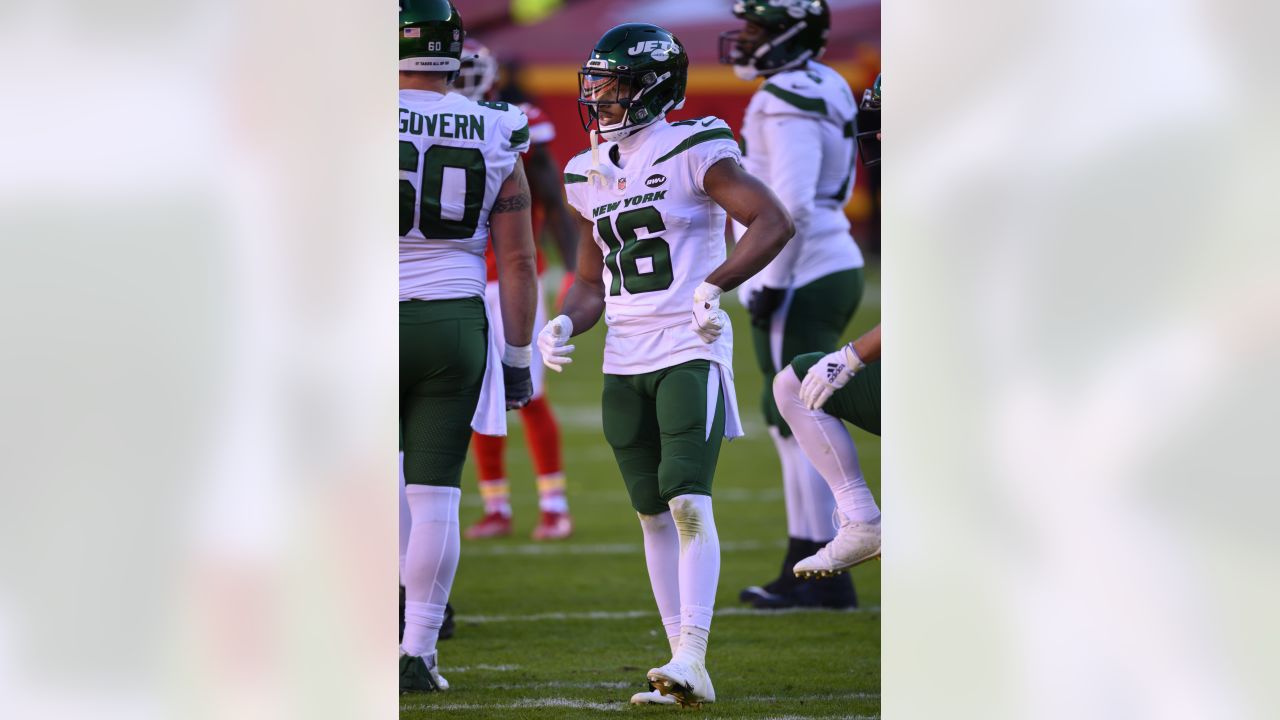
[645,173,666,188]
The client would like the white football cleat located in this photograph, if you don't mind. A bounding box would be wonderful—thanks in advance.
[647,660,716,707]
[629,686,678,705]
[794,517,882,579]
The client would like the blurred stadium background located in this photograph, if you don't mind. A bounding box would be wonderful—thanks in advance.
[460,0,881,254]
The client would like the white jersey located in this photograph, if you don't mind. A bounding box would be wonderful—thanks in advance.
[564,118,740,376]
[735,62,863,292]
[399,90,531,301]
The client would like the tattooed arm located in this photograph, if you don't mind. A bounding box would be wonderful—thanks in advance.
[489,158,537,348]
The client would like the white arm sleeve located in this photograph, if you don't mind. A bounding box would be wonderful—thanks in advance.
[758,113,822,288]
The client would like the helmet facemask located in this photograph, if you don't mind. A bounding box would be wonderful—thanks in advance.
[719,1,830,79]
[855,75,882,167]
[578,67,673,141]
[454,46,498,100]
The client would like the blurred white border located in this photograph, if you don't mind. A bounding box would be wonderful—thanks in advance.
[0,2,395,717]
[886,0,1277,718]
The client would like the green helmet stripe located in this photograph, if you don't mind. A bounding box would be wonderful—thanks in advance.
[762,83,828,115]
[653,128,736,165]
[564,173,589,184]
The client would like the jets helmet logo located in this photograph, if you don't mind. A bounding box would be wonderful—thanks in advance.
[769,0,821,18]
[627,40,681,60]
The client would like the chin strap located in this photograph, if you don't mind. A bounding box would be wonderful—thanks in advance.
[586,128,616,190]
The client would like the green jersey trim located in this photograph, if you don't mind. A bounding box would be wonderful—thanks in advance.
[653,128,736,165]
[762,83,829,115]
[564,172,588,184]
[508,123,530,149]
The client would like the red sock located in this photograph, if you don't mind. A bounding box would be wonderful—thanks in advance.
[471,432,510,515]
[471,432,506,481]
[519,396,562,476]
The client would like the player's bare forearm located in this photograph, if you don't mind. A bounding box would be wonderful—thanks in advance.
[490,159,537,347]
[851,324,881,363]
[702,158,794,291]
[559,213,605,335]
[526,144,580,272]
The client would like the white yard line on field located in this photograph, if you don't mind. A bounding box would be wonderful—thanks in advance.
[463,487,785,506]
[447,664,521,673]
[457,606,879,624]
[402,691,880,714]
[463,538,784,557]
[488,680,633,690]
[402,698,626,712]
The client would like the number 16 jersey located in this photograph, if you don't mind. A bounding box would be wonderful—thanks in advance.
[400,90,530,301]
[563,118,740,376]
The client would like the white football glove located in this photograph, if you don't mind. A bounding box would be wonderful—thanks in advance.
[691,282,728,343]
[537,315,575,372]
[800,343,865,411]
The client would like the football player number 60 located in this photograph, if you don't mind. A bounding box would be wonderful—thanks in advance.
[597,207,674,296]
[400,141,486,239]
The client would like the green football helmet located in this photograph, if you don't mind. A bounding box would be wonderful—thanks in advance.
[855,73,881,167]
[578,23,689,140]
[719,0,830,80]
[400,0,465,77]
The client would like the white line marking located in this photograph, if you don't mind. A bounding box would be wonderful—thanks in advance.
[448,663,521,673]
[741,691,880,702]
[464,538,783,557]
[402,698,626,712]
[402,691,880,714]
[489,680,632,690]
[457,606,880,624]
[463,487,785,506]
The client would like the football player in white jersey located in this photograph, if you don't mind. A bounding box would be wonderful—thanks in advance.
[720,0,868,610]
[774,75,883,579]
[538,23,795,707]
[398,0,538,693]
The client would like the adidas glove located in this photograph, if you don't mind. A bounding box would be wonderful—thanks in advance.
[691,282,728,343]
[502,343,534,410]
[799,343,865,411]
[537,315,575,373]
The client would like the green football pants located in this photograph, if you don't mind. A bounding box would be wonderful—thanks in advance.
[790,353,881,436]
[751,268,864,436]
[400,297,488,488]
[601,360,726,515]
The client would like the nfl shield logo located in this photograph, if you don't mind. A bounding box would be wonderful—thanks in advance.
[618,177,627,191]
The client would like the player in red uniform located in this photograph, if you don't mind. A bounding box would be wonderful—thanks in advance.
[454,39,579,540]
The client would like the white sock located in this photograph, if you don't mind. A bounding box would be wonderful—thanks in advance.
[399,453,411,580]
[668,494,718,666]
[638,511,682,645]
[769,426,804,539]
[774,368,881,523]
[401,484,461,658]
[773,426,839,542]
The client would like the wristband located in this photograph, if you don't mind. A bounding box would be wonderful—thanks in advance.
[693,282,724,304]
[503,343,533,368]
[842,343,865,373]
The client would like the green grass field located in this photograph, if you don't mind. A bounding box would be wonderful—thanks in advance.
[402,266,881,719]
